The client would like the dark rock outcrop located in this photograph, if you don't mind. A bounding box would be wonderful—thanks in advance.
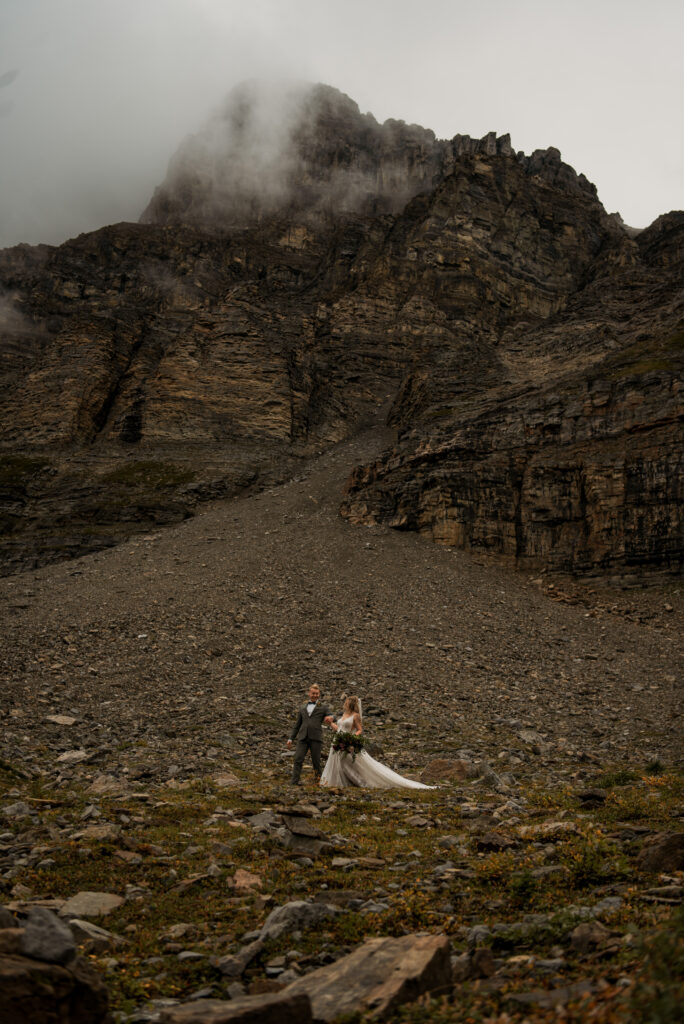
[0,953,110,1024]
[341,210,683,577]
[1,81,681,577]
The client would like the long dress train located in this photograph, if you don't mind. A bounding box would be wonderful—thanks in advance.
[320,716,434,789]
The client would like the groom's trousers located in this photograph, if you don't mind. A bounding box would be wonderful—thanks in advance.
[292,738,322,783]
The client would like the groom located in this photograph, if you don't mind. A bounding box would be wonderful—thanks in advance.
[287,684,334,785]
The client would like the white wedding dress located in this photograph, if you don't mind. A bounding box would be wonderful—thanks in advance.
[320,716,434,789]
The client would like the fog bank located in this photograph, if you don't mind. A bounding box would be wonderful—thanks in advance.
[0,0,682,249]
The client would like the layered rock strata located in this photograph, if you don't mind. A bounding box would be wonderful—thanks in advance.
[341,213,684,576]
[1,82,681,576]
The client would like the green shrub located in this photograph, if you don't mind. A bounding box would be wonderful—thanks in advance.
[627,908,684,1023]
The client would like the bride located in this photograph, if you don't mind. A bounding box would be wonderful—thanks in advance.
[320,695,434,789]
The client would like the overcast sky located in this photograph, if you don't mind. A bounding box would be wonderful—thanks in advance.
[1,0,682,249]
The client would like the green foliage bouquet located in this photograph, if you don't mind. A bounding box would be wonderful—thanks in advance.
[332,731,365,760]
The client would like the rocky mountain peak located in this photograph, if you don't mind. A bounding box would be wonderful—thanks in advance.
[141,80,606,236]
[140,80,448,229]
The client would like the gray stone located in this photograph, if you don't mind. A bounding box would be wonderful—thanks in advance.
[279,832,331,858]
[259,901,338,942]
[56,749,87,764]
[247,811,279,829]
[467,925,492,949]
[215,939,264,979]
[21,907,76,964]
[59,891,124,919]
[69,918,121,954]
[2,802,31,819]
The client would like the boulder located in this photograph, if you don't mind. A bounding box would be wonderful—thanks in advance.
[278,815,333,858]
[0,953,110,1024]
[284,933,451,1021]
[259,901,338,942]
[21,907,76,964]
[636,833,684,873]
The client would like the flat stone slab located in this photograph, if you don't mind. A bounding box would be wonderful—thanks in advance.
[280,815,326,838]
[213,772,240,787]
[59,892,124,919]
[284,933,451,1021]
[159,990,313,1023]
[56,749,87,764]
[518,821,579,840]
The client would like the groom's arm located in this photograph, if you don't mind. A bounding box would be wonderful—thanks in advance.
[289,711,303,744]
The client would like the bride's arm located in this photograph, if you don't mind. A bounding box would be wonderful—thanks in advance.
[353,713,363,735]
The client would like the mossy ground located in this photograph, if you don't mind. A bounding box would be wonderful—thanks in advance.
[3,761,682,1021]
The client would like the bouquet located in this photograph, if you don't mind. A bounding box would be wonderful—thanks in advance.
[332,731,365,761]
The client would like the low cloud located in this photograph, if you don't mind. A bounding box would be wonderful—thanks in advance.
[0,0,682,249]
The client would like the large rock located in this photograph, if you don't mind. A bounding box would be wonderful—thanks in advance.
[278,815,333,857]
[284,933,452,1021]
[0,953,110,1024]
[637,833,684,873]
[21,907,76,964]
[259,900,338,942]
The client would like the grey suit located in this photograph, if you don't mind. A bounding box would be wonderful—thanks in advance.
[290,701,332,784]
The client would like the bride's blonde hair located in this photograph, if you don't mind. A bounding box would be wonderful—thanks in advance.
[344,695,361,716]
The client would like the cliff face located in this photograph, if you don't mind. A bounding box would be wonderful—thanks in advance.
[341,211,684,576]
[0,83,681,577]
